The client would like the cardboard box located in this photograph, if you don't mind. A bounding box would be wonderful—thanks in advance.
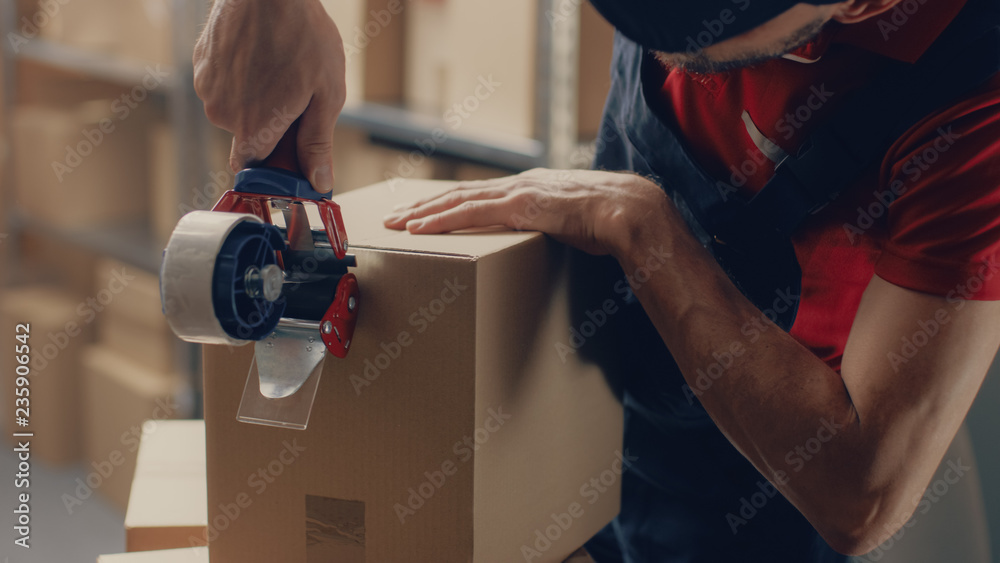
[82,345,187,512]
[203,180,623,562]
[126,420,208,552]
[332,127,446,193]
[95,258,177,373]
[12,101,150,229]
[0,286,92,465]
[150,122,180,246]
[19,231,99,298]
[448,0,537,138]
[321,0,405,106]
[404,0,450,116]
[406,0,537,138]
[38,0,172,64]
[98,547,209,563]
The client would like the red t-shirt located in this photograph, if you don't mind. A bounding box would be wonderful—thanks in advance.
[654,0,1000,370]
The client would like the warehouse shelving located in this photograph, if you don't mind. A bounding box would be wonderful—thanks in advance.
[0,0,212,279]
[0,0,597,422]
[1,0,590,273]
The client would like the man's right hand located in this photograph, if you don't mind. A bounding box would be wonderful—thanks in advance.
[193,0,346,192]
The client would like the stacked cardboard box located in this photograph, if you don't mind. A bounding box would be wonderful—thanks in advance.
[319,0,405,106]
[405,0,537,138]
[12,101,151,229]
[81,345,186,513]
[404,0,614,141]
[203,180,623,562]
[126,420,208,552]
[95,258,177,373]
[333,127,450,193]
[0,286,93,465]
[81,259,190,512]
[33,0,172,64]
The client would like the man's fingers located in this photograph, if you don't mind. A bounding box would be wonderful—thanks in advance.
[404,199,514,234]
[396,178,509,211]
[297,97,337,193]
[383,188,510,229]
[229,114,289,172]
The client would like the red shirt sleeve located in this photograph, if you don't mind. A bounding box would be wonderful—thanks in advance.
[874,74,1000,301]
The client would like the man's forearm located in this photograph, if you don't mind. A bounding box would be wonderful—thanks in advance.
[610,200,872,546]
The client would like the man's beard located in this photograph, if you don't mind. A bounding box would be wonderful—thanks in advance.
[654,16,829,74]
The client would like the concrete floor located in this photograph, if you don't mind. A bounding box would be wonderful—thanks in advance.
[0,446,125,563]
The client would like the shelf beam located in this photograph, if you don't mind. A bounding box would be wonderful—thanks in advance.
[17,39,178,91]
[339,103,546,172]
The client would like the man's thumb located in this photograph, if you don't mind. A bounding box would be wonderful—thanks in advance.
[297,101,336,193]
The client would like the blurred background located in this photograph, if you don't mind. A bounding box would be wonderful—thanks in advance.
[0,1,997,562]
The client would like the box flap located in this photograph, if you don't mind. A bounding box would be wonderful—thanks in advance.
[330,179,541,257]
[97,547,208,562]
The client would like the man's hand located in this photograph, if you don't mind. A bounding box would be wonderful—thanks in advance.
[382,168,672,256]
[193,0,346,192]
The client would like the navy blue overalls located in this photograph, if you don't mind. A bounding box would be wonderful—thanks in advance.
[573,1,1000,561]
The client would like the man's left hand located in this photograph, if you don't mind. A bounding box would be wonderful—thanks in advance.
[382,168,670,258]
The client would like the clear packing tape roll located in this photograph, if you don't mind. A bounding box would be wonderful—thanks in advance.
[160,210,262,347]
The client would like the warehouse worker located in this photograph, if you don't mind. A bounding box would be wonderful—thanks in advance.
[195,0,1000,561]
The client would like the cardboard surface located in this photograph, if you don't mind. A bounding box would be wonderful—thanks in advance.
[126,420,208,552]
[204,180,622,562]
[0,286,92,465]
[82,345,184,512]
[97,547,208,563]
